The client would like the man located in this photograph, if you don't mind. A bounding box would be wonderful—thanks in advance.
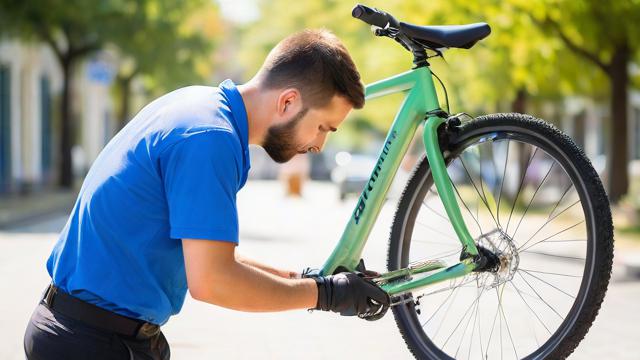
[23,29,390,359]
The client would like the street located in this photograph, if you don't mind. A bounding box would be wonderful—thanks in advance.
[1,180,638,359]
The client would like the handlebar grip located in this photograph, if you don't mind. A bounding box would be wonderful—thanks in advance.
[352,4,397,28]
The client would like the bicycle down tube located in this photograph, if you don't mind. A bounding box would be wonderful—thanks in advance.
[320,66,479,297]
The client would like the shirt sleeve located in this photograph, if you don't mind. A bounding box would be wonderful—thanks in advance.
[159,130,241,243]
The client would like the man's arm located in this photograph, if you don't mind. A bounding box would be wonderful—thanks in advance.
[182,239,316,312]
[235,253,300,279]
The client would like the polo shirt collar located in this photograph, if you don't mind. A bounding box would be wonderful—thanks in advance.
[219,79,249,150]
[219,79,251,173]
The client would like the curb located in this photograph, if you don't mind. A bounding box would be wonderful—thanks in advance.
[0,191,77,229]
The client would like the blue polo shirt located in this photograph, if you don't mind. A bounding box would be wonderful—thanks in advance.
[46,79,251,325]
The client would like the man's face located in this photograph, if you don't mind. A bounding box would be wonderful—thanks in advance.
[263,95,353,163]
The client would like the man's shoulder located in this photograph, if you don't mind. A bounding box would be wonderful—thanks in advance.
[160,127,243,162]
[149,85,242,154]
[158,85,234,129]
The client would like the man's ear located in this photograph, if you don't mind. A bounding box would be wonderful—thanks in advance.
[277,88,302,116]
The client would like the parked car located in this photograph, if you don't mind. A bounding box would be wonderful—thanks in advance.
[331,151,378,200]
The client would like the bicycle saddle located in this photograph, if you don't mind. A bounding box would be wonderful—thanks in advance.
[399,22,491,49]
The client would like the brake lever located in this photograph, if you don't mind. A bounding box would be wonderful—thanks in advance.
[370,25,385,36]
[372,26,411,52]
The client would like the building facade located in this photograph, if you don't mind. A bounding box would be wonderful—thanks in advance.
[561,94,640,183]
[0,39,116,196]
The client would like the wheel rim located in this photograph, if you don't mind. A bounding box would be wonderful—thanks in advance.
[394,127,597,360]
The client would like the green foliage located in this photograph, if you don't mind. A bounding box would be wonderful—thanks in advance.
[104,0,222,124]
[0,0,223,186]
[108,0,220,97]
[236,0,638,120]
[0,0,131,58]
[0,0,221,99]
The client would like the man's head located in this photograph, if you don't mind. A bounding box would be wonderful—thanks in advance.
[254,29,364,163]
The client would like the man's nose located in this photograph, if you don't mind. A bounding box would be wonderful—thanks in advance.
[309,133,328,152]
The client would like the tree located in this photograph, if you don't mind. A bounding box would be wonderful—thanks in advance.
[236,1,574,144]
[235,0,419,134]
[521,0,640,202]
[0,1,128,188]
[231,0,639,202]
[0,0,222,187]
[106,0,219,128]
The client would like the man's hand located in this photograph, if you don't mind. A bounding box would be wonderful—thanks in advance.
[311,272,390,320]
[301,267,380,279]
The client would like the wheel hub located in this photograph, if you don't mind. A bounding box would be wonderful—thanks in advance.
[472,229,519,289]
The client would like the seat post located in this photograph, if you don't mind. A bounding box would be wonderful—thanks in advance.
[396,32,430,69]
[411,49,429,69]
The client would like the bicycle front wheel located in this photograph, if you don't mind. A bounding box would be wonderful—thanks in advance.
[388,113,613,360]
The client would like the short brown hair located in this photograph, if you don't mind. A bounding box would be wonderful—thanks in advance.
[259,29,365,109]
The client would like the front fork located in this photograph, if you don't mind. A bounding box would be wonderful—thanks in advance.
[374,112,481,300]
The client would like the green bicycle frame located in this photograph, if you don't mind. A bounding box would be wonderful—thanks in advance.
[320,66,480,297]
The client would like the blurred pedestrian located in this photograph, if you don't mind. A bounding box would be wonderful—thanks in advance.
[279,152,310,197]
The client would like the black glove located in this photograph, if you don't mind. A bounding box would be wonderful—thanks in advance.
[310,272,390,320]
[301,262,380,280]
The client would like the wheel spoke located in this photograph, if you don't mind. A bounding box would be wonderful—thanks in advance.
[454,287,482,358]
[510,161,555,240]
[442,286,486,349]
[484,289,502,359]
[414,220,460,243]
[519,269,576,299]
[543,239,586,243]
[497,285,519,359]
[450,175,484,235]
[516,271,565,320]
[420,276,480,298]
[417,247,462,261]
[422,285,459,327]
[478,145,494,223]
[520,250,585,262]
[518,268,582,278]
[509,281,552,335]
[547,183,574,221]
[496,139,510,227]
[459,155,500,228]
[467,279,483,360]
[518,219,585,252]
[421,198,451,223]
[433,285,463,340]
[505,146,538,234]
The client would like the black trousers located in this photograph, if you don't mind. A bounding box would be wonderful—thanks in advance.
[24,301,170,360]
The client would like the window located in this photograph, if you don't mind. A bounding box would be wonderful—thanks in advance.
[0,65,11,193]
[40,75,52,177]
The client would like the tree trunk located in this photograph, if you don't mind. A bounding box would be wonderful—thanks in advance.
[59,57,74,188]
[513,88,529,203]
[512,87,527,114]
[117,74,133,130]
[607,43,629,203]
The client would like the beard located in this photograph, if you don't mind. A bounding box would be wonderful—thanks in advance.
[262,108,308,163]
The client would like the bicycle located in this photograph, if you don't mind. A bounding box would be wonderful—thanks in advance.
[314,4,614,360]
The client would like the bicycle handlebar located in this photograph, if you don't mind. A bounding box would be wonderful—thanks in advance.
[351,4,399,28]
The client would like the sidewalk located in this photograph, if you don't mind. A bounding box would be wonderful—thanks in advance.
[0,188,78,229]
[611,206,640,278]
[1,181,639,360]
